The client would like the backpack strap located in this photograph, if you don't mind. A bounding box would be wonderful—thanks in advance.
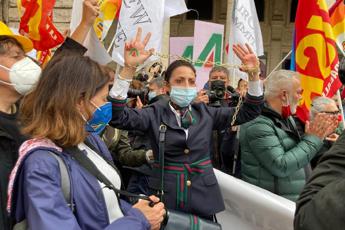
[12,151,74,230]
[47,151,74,212]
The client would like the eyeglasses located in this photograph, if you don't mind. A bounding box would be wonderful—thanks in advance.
[319,111,340,115]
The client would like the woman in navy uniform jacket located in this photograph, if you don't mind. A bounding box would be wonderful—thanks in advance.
[108,28,264,218]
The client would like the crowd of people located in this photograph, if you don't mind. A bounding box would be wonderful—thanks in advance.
[1,0,345,230]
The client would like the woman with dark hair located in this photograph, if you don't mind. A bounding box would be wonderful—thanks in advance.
[8,55,165,230]
[109,28,264,219]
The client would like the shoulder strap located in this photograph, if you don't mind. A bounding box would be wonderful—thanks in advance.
[231,127,241,176]
[64,145,152,202]
[158,124,167,200]
[12,151,74,230]
[47,152,74,212]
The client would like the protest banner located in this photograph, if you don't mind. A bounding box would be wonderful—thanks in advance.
[215,169,295,230]
[193,20,224,89]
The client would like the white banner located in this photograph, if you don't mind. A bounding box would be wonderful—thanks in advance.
[112,0,188,66]
[215,169,295,230]
[228,0,264,83]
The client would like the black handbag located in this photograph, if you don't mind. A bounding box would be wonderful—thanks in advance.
[158,124,222,230]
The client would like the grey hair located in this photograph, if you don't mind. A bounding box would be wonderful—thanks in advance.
[149,76,166,88]
[310,96,337,120]
[209,66,229,78]
[264,70,299,99]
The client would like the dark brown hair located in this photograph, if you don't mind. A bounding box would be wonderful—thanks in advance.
[164,60,196,83]
[20,55,110,147]
[0,36,24,55]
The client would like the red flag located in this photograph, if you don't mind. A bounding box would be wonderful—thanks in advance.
[36,50,52,68]
[18,0,64,51]
[329,0,345,52]
[293,0,342,122]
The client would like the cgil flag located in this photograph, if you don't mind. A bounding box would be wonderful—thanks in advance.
[17,0,64,51]
[227,0,264,84]
[329,0,345,54]
[111,0,188,66]
[291,0,342,122]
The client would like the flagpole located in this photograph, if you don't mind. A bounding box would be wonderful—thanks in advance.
[266,50,292,79]
[107,35,117,54]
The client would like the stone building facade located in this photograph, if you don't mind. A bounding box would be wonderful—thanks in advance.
[2,0,333,74]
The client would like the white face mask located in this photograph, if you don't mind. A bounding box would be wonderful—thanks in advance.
[0,57,41,95]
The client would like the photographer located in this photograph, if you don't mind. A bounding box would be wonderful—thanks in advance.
[206,66,240,107]
[147,77,169,104]
[197,66,243,173]
[127,80,148,109]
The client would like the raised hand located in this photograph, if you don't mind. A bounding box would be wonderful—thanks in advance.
[71,0,100,44]
[232,44,260,81]
[82,0,100,26]
[124,27,154,69]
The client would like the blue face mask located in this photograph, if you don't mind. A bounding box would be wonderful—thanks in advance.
[170,86,197,108]
[85,102,112,134]
[148,91,157,101]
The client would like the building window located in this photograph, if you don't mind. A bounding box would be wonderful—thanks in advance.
[290,0,298,22]
[186,0,213,20]
[282,52,292,70]
[254,0,265,22]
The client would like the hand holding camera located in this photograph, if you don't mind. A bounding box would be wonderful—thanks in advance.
[133,195,165,230]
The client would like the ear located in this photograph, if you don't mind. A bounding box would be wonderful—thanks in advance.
[165,82,171,93]
[76,98,90,118]
[280,90,288,102]
[76,98,84,111]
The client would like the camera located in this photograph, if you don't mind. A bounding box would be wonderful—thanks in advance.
[227,85,241,107]
[135,73,149,82]
[208,80,226,107]
[127,87,149,104]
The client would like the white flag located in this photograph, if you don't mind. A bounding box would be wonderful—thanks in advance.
[70,0,112,65]
[228,0,264,83]
[112,0,188,66]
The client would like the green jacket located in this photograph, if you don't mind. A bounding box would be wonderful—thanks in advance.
[102,126,147,167]
[239,105,323,201]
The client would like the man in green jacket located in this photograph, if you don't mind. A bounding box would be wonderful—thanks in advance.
[239,70,338,201]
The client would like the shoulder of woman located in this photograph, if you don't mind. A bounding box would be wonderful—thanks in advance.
[24,149,61,174]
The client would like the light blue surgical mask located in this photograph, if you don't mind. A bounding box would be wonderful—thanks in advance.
[148,91,157,101]
[170,86,197,108]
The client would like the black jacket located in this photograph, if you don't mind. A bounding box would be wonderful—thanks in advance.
[294,132,345,230]
[109,93,264,216]
[0,112,25,230]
